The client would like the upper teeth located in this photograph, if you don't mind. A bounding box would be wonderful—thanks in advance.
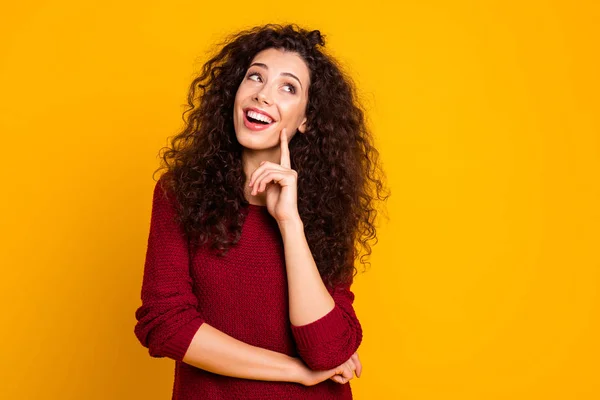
[247,110,273,123]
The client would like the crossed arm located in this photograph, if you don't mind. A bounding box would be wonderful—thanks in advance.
[133,179,362,382]
[278,217,363,370]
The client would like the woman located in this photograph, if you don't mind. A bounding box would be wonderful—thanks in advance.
[134,23,389,399]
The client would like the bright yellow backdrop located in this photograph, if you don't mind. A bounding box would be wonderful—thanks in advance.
[1,0,598,399]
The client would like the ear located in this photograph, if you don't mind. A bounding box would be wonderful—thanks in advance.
[298,116,308,133]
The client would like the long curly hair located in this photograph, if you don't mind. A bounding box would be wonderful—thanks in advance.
[153,23,390,289]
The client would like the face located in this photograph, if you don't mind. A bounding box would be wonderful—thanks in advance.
[233,48,310,149]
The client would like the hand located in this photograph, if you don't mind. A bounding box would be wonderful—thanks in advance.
[292,352,363,387]
[329,352,362,384]
[248,128,300,224]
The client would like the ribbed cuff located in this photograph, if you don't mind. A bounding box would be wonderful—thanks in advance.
[161,318,205,361]
[290,306,348,350]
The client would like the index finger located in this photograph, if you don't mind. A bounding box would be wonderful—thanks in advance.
[351,353,362,378]
[280,128,291,169]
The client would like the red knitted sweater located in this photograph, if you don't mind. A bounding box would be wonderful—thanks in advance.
[134,178,363,399]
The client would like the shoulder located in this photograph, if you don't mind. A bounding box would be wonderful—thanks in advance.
[153,172,178,202]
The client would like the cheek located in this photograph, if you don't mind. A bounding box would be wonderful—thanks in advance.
[233,90,243,106]
[279,102,301,120]
[233,89,246,117]
[234,83,249,103]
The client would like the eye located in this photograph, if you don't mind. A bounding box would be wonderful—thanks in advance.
[246,71,297,94]
[283,82,297,94]
[247,72,262,82]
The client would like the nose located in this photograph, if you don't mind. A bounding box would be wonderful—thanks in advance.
[254,86,272,105]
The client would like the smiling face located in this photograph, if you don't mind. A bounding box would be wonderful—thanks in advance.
[233,48,310,149]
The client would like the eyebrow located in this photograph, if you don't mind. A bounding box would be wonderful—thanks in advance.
[248,62,303,90]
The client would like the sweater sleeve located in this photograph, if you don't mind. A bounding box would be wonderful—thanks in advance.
[290,279,363,370]
[133,178,205,361]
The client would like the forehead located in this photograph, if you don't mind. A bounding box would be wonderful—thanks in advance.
[249,48,310,86]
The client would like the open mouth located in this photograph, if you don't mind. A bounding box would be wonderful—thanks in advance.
[246,109,275,124]
[247,114,271,125]
[243,109,277,131]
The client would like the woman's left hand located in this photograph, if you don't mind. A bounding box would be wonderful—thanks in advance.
[248,128,300,224]
[330,351,362,384]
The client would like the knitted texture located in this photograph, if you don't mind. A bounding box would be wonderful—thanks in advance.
[134,178,362,399]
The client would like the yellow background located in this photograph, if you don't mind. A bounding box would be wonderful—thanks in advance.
[1,0,598,399]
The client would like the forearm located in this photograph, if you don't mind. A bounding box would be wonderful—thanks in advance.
[182,321,302,383]
[277,217,335,327]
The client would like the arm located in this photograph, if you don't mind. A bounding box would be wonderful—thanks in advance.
[133,178,301,382]
[277,218,363,371]
[183,322,302,382]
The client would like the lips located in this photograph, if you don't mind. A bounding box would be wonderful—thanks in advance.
[242,107,277,132]
[243,107,276,122]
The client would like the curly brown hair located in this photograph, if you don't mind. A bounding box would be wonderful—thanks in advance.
[153,23,390,289]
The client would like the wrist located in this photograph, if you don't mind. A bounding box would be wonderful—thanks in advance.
[277,215,303,232]
[286,356,307,384]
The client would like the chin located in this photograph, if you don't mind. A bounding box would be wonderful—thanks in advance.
[234,124,277,147]
[235,131,270,149]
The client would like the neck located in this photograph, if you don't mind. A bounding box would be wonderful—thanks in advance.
[241,147,280,204]
[241,147,281,184]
